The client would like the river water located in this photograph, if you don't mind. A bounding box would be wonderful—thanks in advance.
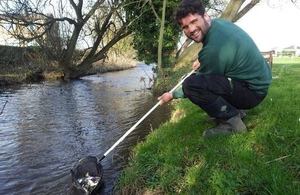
[0,64,170,195]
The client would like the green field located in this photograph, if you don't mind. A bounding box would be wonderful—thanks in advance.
[116,57,300,194]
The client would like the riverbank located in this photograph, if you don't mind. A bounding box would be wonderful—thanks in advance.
[116,57,300,194]
[0,57,137,87]
[0,44,139,87]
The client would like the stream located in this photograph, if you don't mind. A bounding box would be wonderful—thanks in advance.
[0,64,170,195]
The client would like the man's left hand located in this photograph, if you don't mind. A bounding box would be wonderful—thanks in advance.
[192,60,200,70]
[158,92,173,105]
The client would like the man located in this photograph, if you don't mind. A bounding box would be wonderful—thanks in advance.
[158,0,272,138]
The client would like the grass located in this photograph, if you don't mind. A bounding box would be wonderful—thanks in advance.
[116,57,300,194]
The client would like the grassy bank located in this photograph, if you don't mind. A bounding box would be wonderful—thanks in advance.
[116,57,300,194]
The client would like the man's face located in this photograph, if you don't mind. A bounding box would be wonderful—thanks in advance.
[179,13,211,43]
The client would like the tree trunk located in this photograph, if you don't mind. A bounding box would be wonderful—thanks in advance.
[157,0,167,76]
[221,0,245,21]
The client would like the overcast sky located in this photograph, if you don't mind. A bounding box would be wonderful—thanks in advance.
[236,0,300,51]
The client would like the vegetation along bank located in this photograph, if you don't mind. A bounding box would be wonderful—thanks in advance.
[0,45,137,87]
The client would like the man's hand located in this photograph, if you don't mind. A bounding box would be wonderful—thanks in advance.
[158,92,173,105]
[192,60,200,70]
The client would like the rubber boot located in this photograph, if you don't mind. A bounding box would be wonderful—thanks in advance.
[207,109,247,124]
[199,97,247,138]
[239,109,247,119]
[203,114,247,138]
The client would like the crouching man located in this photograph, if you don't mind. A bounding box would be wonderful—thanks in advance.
[158,0,272,138]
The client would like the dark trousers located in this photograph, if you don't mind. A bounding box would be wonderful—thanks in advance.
[182,74,266,119]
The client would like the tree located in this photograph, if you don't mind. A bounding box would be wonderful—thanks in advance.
[0,0,142,79]
[124,0,229,69]
[124,0,183,68]
[125,0,263,72]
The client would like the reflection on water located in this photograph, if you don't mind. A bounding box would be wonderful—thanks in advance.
[0,64,170,195]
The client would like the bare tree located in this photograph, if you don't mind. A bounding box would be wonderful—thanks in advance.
[0,0,144,79]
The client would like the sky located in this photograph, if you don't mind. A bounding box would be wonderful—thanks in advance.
[235,0,300,51]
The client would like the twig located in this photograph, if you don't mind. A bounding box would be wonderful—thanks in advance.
[265,155,291,164]
[0,100,8,116]
[150,123,154,132]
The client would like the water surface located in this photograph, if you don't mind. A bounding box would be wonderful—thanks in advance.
[0,64,170,194]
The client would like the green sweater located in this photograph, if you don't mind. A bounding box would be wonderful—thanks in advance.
[173,19,272,98]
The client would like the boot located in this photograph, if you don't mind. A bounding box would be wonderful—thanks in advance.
[203,114,247,138]
[239,109,247,119]
[207,110,246,124]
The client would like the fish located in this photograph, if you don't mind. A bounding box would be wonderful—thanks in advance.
[70,156,103,195]
[78,172,102,193]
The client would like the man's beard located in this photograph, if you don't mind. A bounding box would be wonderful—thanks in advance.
[190,17,210,43]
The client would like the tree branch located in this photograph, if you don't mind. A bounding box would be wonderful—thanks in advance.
[232,0,260,22]
[148,0,161,22]
[83,10,114,62]
[69,0,84,21]
[83,0,106,23]
[221,0,245,21]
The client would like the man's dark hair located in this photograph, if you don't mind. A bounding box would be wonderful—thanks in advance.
[175,0,205,24]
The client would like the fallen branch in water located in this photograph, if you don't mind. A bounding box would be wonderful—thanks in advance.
[0,100,8,116]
